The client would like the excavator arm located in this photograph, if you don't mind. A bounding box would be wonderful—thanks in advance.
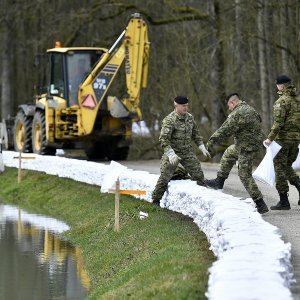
[78,13,150,135]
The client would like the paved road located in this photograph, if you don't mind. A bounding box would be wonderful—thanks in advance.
[123,160,300,300]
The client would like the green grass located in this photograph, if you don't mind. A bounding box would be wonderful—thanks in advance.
[0,168,215,299]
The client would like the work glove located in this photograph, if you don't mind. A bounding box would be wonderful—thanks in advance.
[199,144,211,158]
[206,141,213,154]
[166,149,181,166]
[263,139,272,146]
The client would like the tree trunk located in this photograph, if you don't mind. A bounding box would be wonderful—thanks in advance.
[207,0,226,161]
[1,25,12,120]
[208,0,226,132]
[235,0,244,90]
[280,3,288,73]
[264,2,275,126]
[257,0,270,134]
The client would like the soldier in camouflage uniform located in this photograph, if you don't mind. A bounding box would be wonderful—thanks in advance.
[152,96,210,205]
[206,93,269,214]
[264,75,300,210]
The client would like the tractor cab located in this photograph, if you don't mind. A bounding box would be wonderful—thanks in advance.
[47,47,106,106]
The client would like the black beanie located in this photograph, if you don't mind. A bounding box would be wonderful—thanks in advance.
[276,75,291,84]
[174,96,189,104]
[225,92,240,103]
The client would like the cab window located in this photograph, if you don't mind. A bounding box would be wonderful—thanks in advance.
[67,51,103,106]
[49,53,65,98]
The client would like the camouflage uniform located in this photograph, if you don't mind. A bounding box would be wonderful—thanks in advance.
[267,85,300,193]
[207,101,263,201]
[217,144,238,179]
[152,111,206,202]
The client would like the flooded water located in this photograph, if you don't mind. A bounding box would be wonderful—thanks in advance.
[0,204,90,300]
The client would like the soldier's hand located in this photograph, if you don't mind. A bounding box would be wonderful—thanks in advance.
[263,139,272,146]
[166,149,181,166]
[199,144,211,158]
[206,140,212,150]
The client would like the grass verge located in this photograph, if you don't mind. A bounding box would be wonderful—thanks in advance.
[0,168,215,299]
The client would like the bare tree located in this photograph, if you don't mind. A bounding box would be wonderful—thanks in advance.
[264,2,275,123]
[257,0,270,134]
[0,10,12,119]
[207,0,226,132]
[279,3,289,73]
[235,0,244,89]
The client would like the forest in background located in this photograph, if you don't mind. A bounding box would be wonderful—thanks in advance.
[0,0,299,158]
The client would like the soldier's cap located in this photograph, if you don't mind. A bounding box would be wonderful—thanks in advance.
[174,96,189,104]
[225,93,240,103]
[276,75,291,85]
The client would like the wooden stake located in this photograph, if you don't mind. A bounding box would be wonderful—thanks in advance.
[18,151,22,184]
[114,178,120,232]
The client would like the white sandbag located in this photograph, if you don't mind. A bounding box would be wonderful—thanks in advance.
[100,161,127,192]
[0,139,4,173]
[253,141,282,186]
[0,153,4,173]
[292,144,300,171]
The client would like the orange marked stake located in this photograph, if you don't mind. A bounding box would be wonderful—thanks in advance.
[108,189,146,195]
[111,179,146,233]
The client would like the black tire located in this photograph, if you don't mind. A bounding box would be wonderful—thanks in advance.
[32,111,56,155]
[13,111,33,153]
[84,142,106,160]
[109,146,129,161]
[84,140,129,161]
[110,136,130,161]
[104,137,129,161]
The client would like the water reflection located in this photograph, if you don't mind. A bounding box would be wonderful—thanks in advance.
[0,204,90,300]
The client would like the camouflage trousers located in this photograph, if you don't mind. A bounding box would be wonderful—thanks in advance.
[218,145,263,201]
[274,141,300,193]
[152,151,205,202]
[217,144,238,179]
[237,149,263,201]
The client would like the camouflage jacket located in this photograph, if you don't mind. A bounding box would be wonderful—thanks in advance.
[208,101,263,152]
[268,85,300,141]
[159,111,203,154]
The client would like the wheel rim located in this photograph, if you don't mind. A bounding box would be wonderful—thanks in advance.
[15,122,25,150]
[33,122,42,151]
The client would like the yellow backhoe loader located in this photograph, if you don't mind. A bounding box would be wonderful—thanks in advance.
[1,13,150,160]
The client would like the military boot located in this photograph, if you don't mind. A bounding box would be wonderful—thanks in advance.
[152,198,160,207]
[254,198,269,214]
[270,192,291,210]
[206,176,225,190]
